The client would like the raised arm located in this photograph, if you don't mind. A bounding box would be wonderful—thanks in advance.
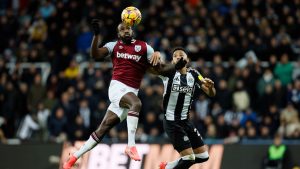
[148,63,176,77]
[147,57,187,77]
[199,76,216,97]
[90,19,109,60]
[191,69,216,97]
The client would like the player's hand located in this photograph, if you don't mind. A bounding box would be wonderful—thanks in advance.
[91,19,101,35]
[150,51,161,66]
[175,57,187,70]
[202,78,214,89]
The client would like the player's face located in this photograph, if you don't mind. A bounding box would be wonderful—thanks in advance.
[117,23,133,44]
[172,50,189,64]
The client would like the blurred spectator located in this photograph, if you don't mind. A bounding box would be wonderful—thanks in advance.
[274,54,293,86]
[91,101,107,131]
[240,108,258,128]
[43,90,58,111]
[67,115,88,141]
[14,82,29,124]
[273,79,287,108]
[278,103,300,138]
[257,68,275,97]
[47,107,67,143]
[36,102,50,141]
[216,114,229,138]
[143,111,162,141]
[293,57,300,80]
[76,25,93,55]
[232,80,250,111]
[27,73,46,110]
[216,79,231,110]
[194,94,210,121]
[38,0,56,19]
[288,79,300,110]
[28,18,47,43]
[16,111,40,140]
[78,99,91,129]
[63,59,80,80]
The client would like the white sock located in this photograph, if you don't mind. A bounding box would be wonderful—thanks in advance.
[195,151,209,159]
[166,158,180,169]
[127,111,139,147]
[166,154,195,169]
[73,133,99,158]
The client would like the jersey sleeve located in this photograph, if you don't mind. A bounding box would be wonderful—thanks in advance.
[103,41,117,56]
[146,43,154,61]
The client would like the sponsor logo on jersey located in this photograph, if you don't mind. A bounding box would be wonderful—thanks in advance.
[172,84,193,93]
[134,45,141,52]
[188,78,194,83]
[116,52,142,62]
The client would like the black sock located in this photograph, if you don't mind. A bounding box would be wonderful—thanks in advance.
[195,157,209,163]
[173,159,195,169]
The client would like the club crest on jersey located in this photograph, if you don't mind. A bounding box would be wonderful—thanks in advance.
[134,45,141,52]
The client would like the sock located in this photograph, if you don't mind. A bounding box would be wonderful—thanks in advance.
[73,132,100,158]
[166,154,195,169]
[166,158,181,169]
[195,151,209,163]
[127,111,139,147]
[173,159,195,169]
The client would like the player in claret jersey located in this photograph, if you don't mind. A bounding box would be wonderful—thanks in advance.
[63,20,185,169]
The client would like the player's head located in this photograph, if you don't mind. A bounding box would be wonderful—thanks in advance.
[117,22,133,44]
[171,47,189,64]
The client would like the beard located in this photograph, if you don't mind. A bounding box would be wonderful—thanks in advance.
[120,36,132,44]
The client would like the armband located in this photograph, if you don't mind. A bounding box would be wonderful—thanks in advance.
[198,75,204,81]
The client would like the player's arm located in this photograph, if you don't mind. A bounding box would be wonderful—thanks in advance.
[90,19,109,60]
[147,63,176,77]
[90,35,109,60]
[192,69,216,97]
[199,75,216,97]
[148,58,187,77]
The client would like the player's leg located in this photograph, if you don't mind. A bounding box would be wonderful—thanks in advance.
[170,148,195,169]
[186,121,209,163]
[160,120,195,169]
[119,92,142,160]
[193,146,209,163]
[63,109,120,169]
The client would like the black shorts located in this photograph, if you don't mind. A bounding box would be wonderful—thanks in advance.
[163,119,204,153]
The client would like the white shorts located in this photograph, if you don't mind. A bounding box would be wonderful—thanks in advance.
[108,80,139,121]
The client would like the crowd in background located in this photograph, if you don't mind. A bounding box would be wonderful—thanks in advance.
[0,0,300,144]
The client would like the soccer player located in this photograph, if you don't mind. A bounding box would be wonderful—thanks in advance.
[63,20,185,169]
[158,47,216,169]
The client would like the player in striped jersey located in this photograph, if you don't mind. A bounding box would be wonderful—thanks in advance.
[159,47,216,169]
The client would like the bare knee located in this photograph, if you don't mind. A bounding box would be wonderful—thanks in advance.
[131,99,142,112]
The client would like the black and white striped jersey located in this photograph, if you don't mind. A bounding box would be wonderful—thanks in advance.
[159,68,202,121]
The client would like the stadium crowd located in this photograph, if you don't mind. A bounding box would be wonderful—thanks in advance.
[0,0,300,144]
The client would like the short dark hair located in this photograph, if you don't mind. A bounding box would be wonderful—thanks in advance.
[172,47,188,55]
